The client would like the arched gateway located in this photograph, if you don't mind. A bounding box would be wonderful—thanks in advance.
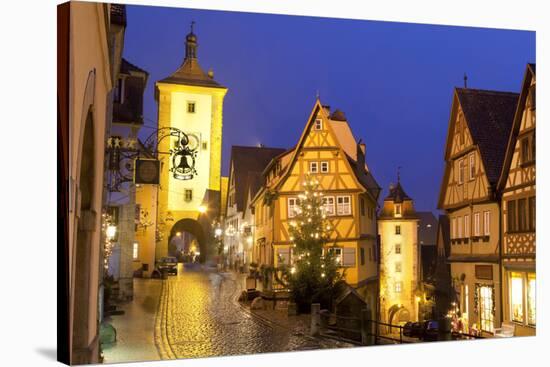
[169,218,207,262]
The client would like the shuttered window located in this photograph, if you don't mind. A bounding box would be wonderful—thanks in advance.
[507,200,517,233]
[342,248,356,267]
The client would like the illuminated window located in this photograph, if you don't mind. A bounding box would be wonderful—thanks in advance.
[528,273,536,326]
[484,211,490,236]
[184,189,193,202]
[479,285,494,332]
[474,213,480,236]
[464,214,470,238]
[336,196,351,215]
[187,101,196,113]
[469,153,475,180]
[309,161,318,173]
[451,217,456,239]
[321,161,329,173]
[395,204,402,217]
[322,196,335,216]
[395,281,402,293]
[288,198,299,218]
[314,119,323,130]
[328,248,343,265]
[458,159,465,184]
[395,225,401,235]
[510,272,524,323]
[133,242,139,260]
[395,244,401,254]
[395,262,402,273]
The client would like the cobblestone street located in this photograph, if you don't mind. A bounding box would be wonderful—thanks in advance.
[155,265,352,360]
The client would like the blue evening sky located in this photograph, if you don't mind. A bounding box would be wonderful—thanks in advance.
[122,5,535,213]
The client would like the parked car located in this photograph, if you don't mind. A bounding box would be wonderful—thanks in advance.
[403,320,439,341]
[421,320,439,341]
[157,257,178,275]
[403,321,423,338]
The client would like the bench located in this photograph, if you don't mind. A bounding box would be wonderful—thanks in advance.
[494,321,515,337]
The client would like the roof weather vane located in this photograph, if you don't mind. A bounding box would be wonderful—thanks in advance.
[191,20,195,33]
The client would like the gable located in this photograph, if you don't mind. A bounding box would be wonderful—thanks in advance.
[499,64,536,191]
[438,96,491,209]
[276,100,367,194]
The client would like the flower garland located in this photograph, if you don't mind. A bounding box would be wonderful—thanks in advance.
[473,283,496,316]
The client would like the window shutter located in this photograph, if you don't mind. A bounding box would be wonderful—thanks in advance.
[343,248,356,267]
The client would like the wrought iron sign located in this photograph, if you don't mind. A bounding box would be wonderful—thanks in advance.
[106,127,198,192]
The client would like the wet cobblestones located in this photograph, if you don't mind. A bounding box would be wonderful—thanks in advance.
[156,267,352,360]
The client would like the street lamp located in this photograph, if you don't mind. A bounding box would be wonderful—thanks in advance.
[198,205,207,214]
[215,228,223,237]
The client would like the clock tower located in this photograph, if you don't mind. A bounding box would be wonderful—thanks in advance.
[155,23,228,260]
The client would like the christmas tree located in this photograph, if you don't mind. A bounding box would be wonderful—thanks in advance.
[280,176,344,312]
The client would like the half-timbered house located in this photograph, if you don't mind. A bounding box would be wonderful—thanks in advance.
[497,64,536,336]
[438,87,518,335]
[250,99,381,304]
[223,146,285,270]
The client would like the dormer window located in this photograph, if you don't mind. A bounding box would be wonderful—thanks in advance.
[314,119,323,130]
[394,204,402,217]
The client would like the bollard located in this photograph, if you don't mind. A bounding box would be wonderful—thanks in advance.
[438,317,452,341]
[311,303,321,336]
[319,309,329,330]
[361,307,374,345]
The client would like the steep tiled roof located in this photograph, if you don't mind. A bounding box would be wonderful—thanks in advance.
[456,88,519,185]
[345,153,381,200]
[229,146,286,212]
[110,4,126,26]
[498,64,536,191]
[384,181,411,203]
[158,58,224,88]
[121,58,148,75]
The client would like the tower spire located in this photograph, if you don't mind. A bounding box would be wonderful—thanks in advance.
[185,21,198,60]
[397,166,402,186]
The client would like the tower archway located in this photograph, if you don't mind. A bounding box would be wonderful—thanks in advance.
[388,304,411,326]
[169,218,207,263]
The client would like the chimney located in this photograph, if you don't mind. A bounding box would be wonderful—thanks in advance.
[357,139,366,168]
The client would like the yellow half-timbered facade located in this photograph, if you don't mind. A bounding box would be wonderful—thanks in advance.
[251,100,381,296]
[438,87,518,335]
[498,64,536,336]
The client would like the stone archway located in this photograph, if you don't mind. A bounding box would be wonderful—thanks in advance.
[388,304,411,326]
[169,218,207,263]
[72,108,96,363]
